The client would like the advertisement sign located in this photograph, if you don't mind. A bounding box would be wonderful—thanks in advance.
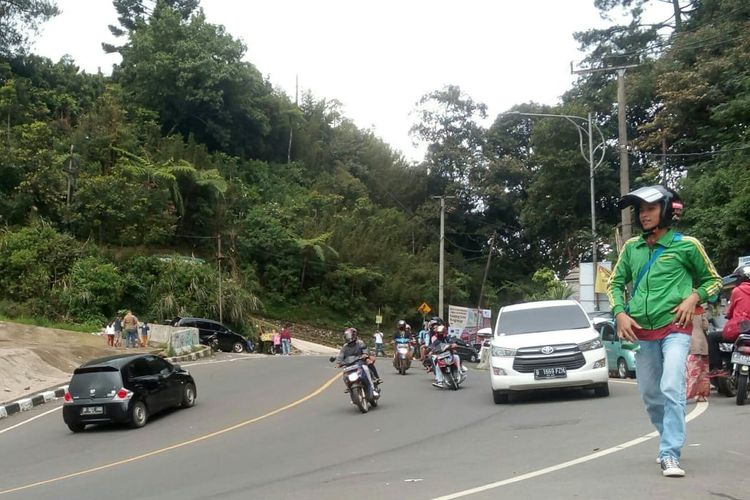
[447,305,492,344]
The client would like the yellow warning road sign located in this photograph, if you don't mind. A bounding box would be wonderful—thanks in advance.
[417,302,432,315]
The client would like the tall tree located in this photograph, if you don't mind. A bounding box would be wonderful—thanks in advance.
[0,0,58,57]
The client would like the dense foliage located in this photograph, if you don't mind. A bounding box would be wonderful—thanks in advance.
[0,0,747,334]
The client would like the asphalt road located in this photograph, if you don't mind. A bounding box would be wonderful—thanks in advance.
[0,354,749,499]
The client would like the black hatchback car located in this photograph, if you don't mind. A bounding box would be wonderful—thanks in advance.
[168,317,253,353]
[452,338,480,363]
[62,354,196,432]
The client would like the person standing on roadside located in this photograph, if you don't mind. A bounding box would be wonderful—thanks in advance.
[113,315,123,348]
[105,321,116,347]
[139,321,150,348]
[272,329,281,355]
[685,306,710,402]
[280,323,292,355]
[373,329,385,357]
[122,310,139,349]
[607,185,722,478]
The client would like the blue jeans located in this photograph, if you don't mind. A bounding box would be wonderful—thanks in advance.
[281,338,291,355]
[635,333,691,460]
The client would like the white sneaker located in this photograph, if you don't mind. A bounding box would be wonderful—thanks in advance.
[660,456,685,477]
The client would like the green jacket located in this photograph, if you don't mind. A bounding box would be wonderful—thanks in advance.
[607,229,722,330]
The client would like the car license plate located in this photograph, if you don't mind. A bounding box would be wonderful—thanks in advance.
[81,406,104,416]
[731,352,750,366]
[534,367,567,379]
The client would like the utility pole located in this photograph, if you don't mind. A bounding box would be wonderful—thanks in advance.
[217,234,223,323]
[572,62,638,241]
[587,112,599,310]
[432,195,454,319]
[477,234,495,310]
[287,74,298,164]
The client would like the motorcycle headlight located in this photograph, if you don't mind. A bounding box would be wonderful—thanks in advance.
[579,338,603,351]
[491,346,516,357]
[347,372,359,382]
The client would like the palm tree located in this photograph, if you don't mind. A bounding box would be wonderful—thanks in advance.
[293,232,339,288]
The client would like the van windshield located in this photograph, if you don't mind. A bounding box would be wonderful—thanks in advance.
[496,305,590,335]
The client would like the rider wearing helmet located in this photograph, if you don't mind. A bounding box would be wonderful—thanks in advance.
[334,327,381,390]
[607,185,722,478]
[708,264,750,374]
[426,325,466,387]
[393,319,414,364]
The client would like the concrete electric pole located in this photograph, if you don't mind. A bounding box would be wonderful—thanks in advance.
[571,62,638,241]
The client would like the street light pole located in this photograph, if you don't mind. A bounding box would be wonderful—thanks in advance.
[506,111,606,310]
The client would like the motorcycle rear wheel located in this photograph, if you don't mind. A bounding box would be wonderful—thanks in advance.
[737,373,748,406]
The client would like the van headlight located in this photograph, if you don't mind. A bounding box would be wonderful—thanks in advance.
[492,346,517,357]
[578,338,603,351]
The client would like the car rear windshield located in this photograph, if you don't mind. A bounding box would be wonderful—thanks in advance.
[496,305,590,335]
[69,367,122,397]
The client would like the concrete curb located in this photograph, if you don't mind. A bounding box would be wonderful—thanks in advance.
[0,385,68,421]
[163,345,214,363]
[0,345,213,422]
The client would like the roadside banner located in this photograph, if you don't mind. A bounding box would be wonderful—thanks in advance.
[595,264,611,294]
[447,305,491,344]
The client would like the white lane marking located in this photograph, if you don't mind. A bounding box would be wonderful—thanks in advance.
[0,406,62,436]
[609,379,638,385]
[433,401,709,500]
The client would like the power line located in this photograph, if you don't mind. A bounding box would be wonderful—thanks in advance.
[635,144,750,158]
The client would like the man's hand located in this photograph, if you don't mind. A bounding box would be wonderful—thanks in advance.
[616,312,641,342]
[671,292,700,327]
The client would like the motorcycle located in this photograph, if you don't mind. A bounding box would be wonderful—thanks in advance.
[432,342,465,390]
[330,356,381,413]
[393,338,413,375]
[201,333,220,352]
[732,332,750,405]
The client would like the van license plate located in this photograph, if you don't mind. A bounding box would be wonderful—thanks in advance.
[534,367,567,379]
[731,352,750,366]
[81,406,103,415]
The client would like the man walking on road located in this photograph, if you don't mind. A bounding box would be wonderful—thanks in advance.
[607,185,722,478]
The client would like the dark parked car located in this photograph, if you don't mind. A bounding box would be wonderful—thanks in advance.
[62,354,196,432]
[168,317,253,353]
[451,338,480,363]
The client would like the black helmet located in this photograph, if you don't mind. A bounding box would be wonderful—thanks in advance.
[733,264,750,283]
[343,327,358,343]
[618,185,683,230]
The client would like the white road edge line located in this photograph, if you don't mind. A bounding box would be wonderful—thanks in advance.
[0,406,62,436]
[433,401,709,500]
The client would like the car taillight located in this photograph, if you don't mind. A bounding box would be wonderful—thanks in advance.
[63,391,72,403]
[112,388,132,401]
[738,346,750,355]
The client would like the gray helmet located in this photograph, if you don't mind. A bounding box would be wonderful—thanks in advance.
[733,264,750,283]
[343,327,358,343]
[618,185,683,229]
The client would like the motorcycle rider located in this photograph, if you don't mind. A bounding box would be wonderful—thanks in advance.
[708,264,750,376]
[334,327,381,395]
[426,325,465,388]
[392,320,414,363]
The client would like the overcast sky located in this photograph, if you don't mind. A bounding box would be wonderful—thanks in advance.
[32,0,669,162]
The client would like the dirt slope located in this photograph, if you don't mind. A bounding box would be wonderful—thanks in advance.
[0,321,147,405]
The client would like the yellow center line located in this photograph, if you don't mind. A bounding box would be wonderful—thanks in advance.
[0,373,339,496]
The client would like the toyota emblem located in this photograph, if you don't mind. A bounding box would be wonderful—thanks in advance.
[540,346,554,355]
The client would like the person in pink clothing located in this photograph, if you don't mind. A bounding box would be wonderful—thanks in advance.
[272,330,281,355]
